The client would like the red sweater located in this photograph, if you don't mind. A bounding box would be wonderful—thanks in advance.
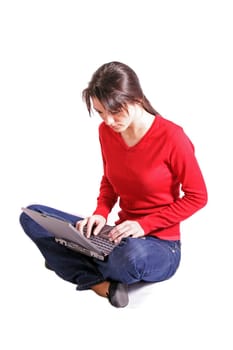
[93,115,207,240]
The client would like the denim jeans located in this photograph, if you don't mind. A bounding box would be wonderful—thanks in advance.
[19,204,181,290]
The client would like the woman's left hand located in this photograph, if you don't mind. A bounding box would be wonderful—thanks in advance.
[109,220,145,243]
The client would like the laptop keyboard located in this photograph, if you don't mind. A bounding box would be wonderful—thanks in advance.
[89,235,116,254]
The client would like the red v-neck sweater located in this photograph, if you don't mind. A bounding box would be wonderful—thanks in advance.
[93,115,207,240]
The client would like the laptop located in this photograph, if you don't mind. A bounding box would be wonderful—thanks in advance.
[22,207,117,261]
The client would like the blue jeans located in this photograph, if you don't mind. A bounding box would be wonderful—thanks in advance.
[19,204,181,290]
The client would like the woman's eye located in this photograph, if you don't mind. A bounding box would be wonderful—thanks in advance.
[94,109,103,115]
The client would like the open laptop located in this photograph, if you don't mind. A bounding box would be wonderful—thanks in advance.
[22,207,117,261]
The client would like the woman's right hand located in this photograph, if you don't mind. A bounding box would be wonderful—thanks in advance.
[75,215,106,238]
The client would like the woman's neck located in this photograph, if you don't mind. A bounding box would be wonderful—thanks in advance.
[121,109,155,147]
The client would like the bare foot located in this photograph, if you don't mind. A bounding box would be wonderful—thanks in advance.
[91,281,110,298]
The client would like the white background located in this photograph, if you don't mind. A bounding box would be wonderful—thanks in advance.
[0,0,232,349]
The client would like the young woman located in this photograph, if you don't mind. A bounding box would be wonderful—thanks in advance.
[20,61,207,308]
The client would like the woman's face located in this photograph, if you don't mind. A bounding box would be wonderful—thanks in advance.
[92,97,133,133]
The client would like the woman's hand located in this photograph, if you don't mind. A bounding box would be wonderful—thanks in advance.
[75,215,106,238]
[109,220,145,243]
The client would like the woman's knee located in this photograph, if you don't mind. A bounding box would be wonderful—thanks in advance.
[26,203,50,213]
[19,205,53,240]
[19,204,41,233]
[105,237,181,283]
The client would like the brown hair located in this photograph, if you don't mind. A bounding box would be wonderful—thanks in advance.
[82,61,158,116]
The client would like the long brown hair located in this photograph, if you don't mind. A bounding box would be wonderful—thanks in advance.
[82,61,158,116]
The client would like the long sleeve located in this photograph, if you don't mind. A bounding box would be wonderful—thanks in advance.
[136,126,208,235]
[93,140,118,218]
